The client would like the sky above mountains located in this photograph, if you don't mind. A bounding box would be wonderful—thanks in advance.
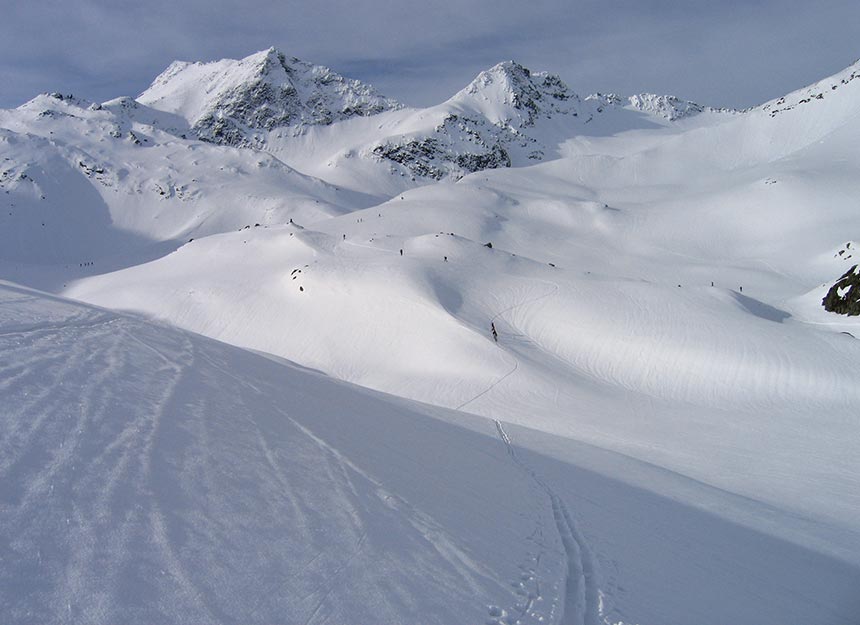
[1,0,858,110]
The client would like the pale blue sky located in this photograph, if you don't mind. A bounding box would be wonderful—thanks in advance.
[1,0,858,109]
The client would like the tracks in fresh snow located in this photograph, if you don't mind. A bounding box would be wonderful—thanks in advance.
[491,419,601,625]
[455,279,559,412]
[2,287,518,624]
[452,279,601,625]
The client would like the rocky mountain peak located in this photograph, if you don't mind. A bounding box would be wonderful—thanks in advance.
[138,49,403,146]
[451,60,579,127]
[464,60,535,94]
[256,46,286,72]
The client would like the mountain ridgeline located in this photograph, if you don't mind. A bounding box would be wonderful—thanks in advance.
[1,48,739,199]
[134,49,730,179]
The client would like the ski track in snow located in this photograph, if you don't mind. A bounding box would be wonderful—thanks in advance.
[493,419,601,625]
[455,279,559,413]
[1,298,214,622]
[4,284,550,624]
[452,278,603,625]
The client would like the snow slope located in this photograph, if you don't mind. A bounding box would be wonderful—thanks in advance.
[3,283,859,625]
[0,92,377,290]
[66,193,860,540]
[0,282,552,624]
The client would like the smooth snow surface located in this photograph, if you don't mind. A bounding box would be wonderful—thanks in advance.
[3,51,860,624]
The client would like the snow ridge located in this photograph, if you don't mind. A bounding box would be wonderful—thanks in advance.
[761,59,860,118]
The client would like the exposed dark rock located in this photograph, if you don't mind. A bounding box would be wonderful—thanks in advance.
[822,265,860,316]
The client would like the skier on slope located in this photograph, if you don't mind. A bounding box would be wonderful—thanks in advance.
[491,322,498,342]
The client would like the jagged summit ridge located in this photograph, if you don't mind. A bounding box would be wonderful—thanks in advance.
[449,59,733,130]
[139,48,403,145]
[368,60,731,182]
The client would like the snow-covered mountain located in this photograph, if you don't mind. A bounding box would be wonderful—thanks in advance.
[134,50,733,186]
[138,48,403,146]
[3,50,860,625]
[267,59,734,185]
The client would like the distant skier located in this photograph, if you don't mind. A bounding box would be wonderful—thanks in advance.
[491,322,498,342]
[400,249,403,256]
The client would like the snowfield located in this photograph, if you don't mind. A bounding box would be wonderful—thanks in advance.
[3,50,860,624]
[3,283,859,625]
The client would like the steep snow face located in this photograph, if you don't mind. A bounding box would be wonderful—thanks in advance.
[139,48,403,146]
[0,50,741,205]
[368,111,514,181]
[447,61,732,127]
[360,62,581,181]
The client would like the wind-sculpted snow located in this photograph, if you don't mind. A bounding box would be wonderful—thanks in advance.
[65,70,860,622]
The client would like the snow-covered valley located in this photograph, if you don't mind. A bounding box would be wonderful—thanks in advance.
[2,49,860,624]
